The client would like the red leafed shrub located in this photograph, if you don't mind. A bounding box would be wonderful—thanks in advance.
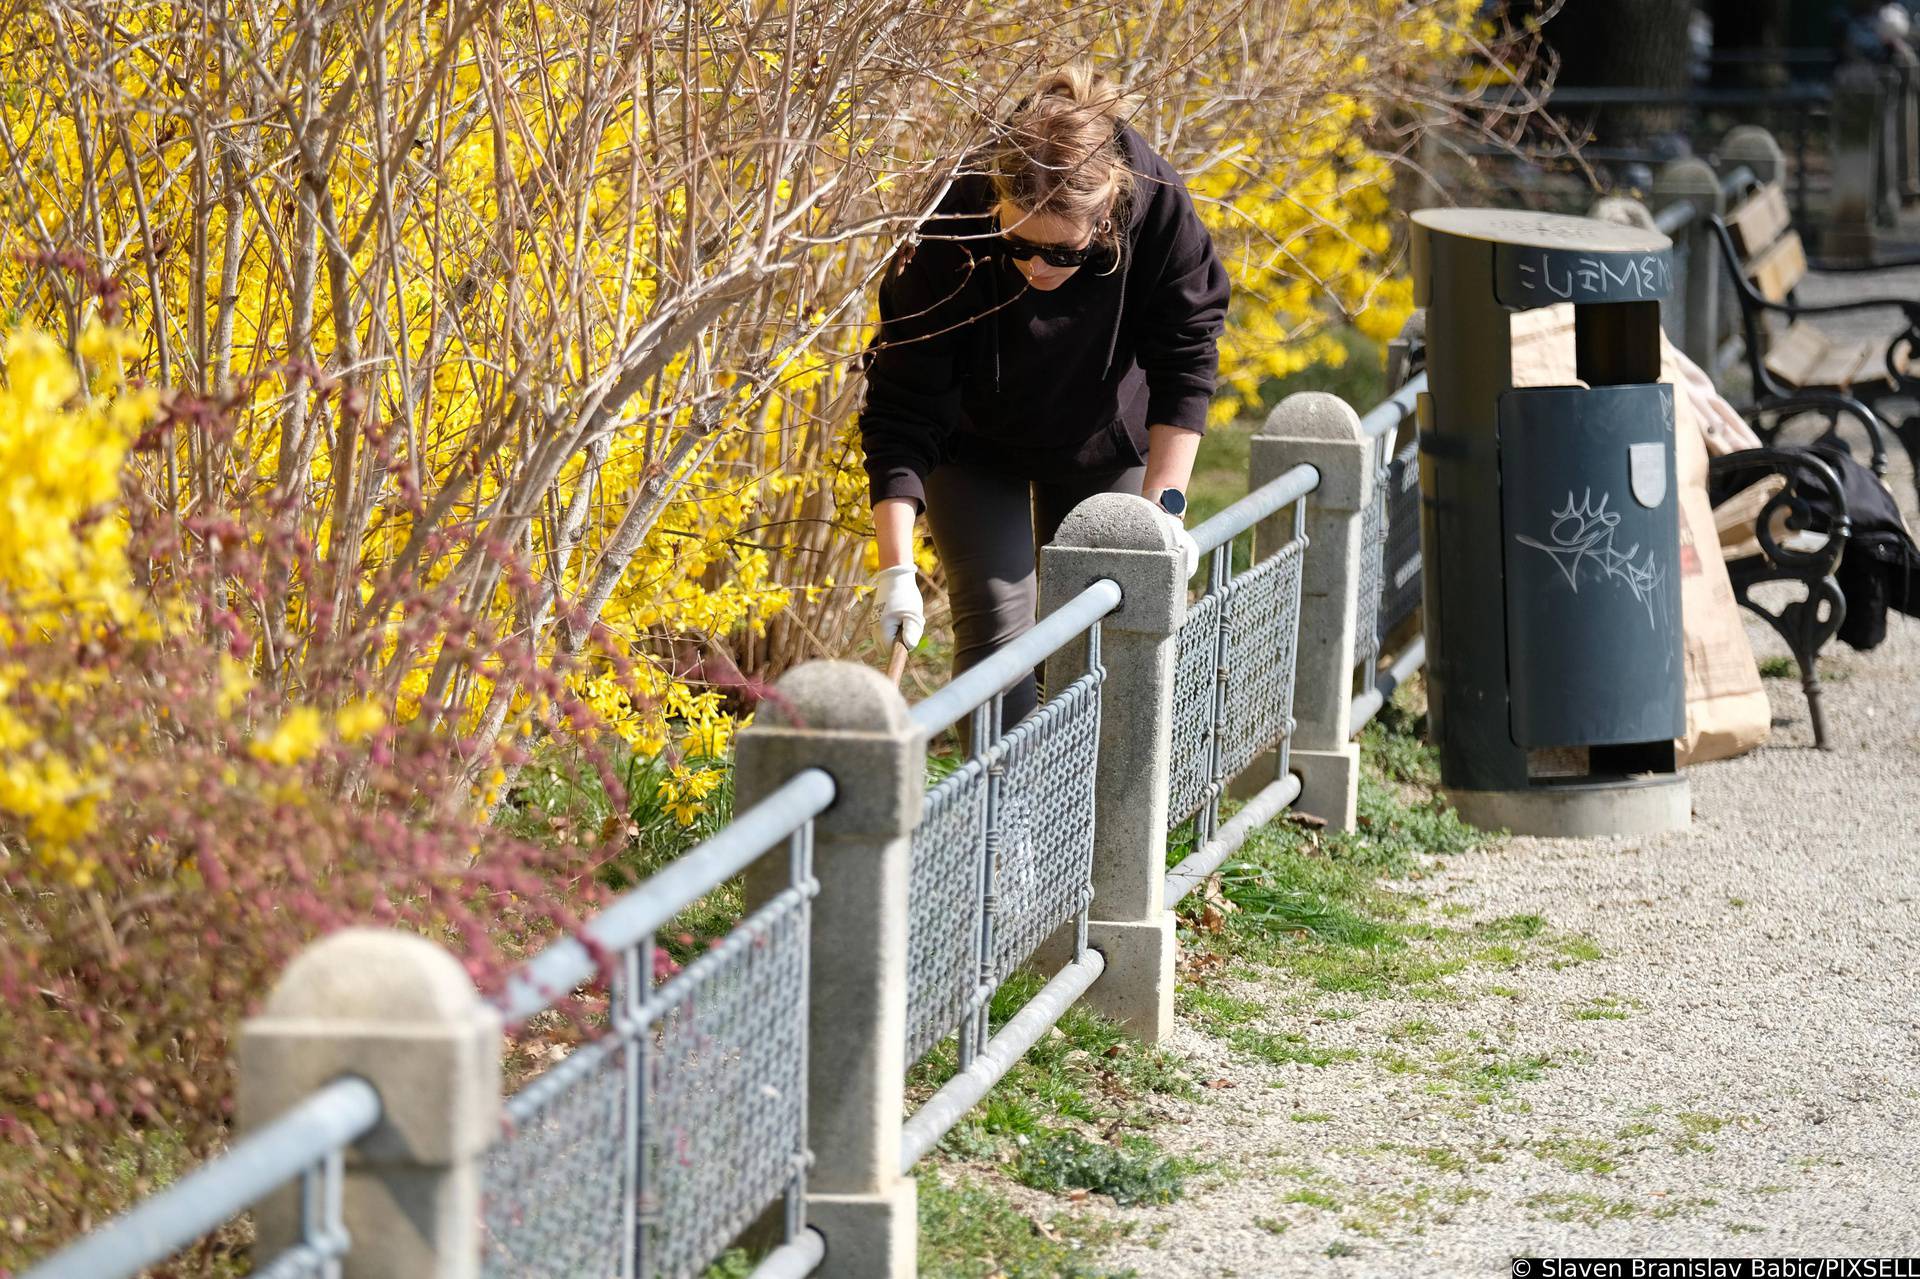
[0,346,638,1270]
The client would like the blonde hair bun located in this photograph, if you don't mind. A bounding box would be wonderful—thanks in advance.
[992,60,1137,258]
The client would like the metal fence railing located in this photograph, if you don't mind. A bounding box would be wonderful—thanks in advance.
[29,338,1442,1279]
[482,769,830,1279]
[901,579,1116,1079]
[1163,462,1318,901]
[23,1078,379,1279]
[1349,371,1429,737]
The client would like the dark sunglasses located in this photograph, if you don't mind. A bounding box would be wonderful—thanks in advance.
[997,233,1105,269]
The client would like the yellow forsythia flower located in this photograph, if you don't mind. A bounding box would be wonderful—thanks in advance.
[250,707,328,766]
[334,701,387,743]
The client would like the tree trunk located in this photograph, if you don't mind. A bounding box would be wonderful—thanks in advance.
[1548,0,1696,144]
[1707,0,1794,89]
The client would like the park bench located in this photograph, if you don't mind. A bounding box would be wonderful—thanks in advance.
[1708,447,1852,749]
[1710,177,1916,495]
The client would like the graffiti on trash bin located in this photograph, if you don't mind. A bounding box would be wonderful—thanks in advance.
[1516,490,1665,629]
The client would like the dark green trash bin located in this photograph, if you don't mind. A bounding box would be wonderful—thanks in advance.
[1411,208,1690,837]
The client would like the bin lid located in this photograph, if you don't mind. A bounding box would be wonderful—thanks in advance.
[1413,208,1672,308]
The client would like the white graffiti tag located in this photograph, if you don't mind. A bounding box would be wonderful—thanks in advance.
[1516,490,1664,628]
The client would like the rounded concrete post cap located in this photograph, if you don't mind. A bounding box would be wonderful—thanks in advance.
[1051,492,1178,552]
[1259,390,1365,442]
[762,660,912,733]
[265,928,481,1022]
[1592,196,1658,233]
[1721,125,1786,172]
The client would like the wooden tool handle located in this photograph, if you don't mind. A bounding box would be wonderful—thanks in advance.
[886,638,912,687]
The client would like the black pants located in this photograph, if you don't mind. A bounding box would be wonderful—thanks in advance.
[924,459,1147,743]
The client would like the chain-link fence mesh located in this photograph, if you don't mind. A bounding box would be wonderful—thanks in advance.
[906,762,988,1066]
[1353,456,1389,683]
[905,653,1105,1066]
[482,888,810,1279]
[1167,587,1221,829]
[485,1033,631,1278]
[1380,434,1423,645]
[988,670,1101,982]
[1218,540,1305,781]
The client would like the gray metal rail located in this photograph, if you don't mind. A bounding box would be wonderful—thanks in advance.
[1349,636,1429,735]
[899,950,1107,1170]
[749,1229,828,1279]
[1360,370,1425,440]
[1188,461,1321,556]
[1163,771,1304,906]
[23,1077,381,1279]
[909,578,1122,736]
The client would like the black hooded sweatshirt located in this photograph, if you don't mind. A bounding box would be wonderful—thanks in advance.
[858,124,1231,513]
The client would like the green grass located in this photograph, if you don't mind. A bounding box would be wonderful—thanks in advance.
[1178,978,1359,1067]
[499,740,744,963]
[918,1179,1139,1278]
[1530,1134,1621,1176]
[1283,1187,1341,1210]
[1757,654,1847,683]
[1012,1129,1195,1206]
[1571,995,1636,1021]
[1340,1183,1486,1238]
[1525,1191,1641,1225]
[909,971,1193,1163]
[1172,686,1598,1020]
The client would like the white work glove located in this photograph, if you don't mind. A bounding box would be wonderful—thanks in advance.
[871,564,924,649]
[1157,509,1202,579]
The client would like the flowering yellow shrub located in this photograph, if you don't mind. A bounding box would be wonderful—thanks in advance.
[0,326,150,634]
[0,2,1503,784]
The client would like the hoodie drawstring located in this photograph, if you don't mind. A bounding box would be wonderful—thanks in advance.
[1102,245,1128,378]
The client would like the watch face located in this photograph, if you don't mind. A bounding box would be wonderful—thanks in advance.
[1158,488,1187,517]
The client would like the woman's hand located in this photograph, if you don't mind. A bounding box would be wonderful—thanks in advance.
[871,564,925,648]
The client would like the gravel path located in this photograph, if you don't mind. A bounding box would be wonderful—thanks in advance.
[1078,450,1920,1273]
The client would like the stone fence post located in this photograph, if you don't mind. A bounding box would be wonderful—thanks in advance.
[1252,392,1375,831]
[1653,157,1726,372]
[1722,124,1786,189]
[1036,494,1184,1044]
[238,929,502,1279]
[735,662,923,1279]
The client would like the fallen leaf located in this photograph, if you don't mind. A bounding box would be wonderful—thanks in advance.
[1204,1077,1237,1089]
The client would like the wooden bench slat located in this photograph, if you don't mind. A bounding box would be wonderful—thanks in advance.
[1810,340,1876,389]
[1727,184,1793,258]
[1763,320,1876,389]
[1762,321,1830,386]
[1747,230,1808,303]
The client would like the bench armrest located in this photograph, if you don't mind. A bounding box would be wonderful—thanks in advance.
[1708,447,1851,575]
[1744,391,1891,476]
[1779,294,1920,328]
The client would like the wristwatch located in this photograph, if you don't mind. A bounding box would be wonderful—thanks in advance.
[1155,488,1187,520]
